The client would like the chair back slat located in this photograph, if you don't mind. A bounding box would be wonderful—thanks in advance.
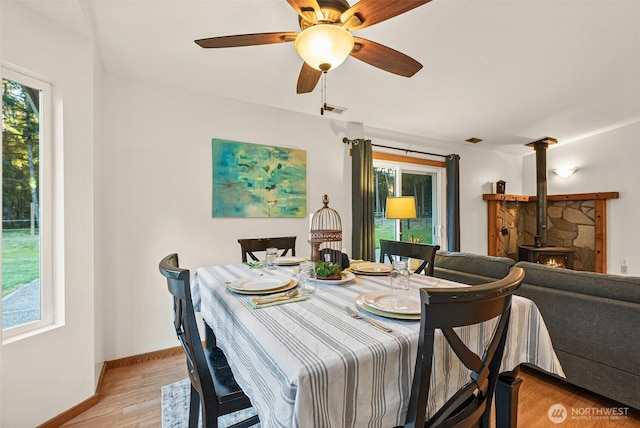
[379,240,440,276]
[237,236,297,262]
[404,266,525,428]
[422,294,512,329]
[441,328,484,373]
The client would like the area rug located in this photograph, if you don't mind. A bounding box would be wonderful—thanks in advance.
[161,378,260,428]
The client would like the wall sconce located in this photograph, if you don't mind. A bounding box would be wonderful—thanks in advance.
[553,168,577,179]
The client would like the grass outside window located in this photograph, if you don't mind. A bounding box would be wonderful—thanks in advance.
[2,229,40,297]
[375,217,433,248]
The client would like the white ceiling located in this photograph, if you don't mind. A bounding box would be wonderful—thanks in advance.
[17,0,640,155]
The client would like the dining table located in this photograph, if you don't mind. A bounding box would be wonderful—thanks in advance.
[191,261,565,428]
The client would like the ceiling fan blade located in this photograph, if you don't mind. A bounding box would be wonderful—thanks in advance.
[297,62,322,94]
[341,0,431,31]
[286,0,323,24]
[195,32,298,48]
[350,37,423,77]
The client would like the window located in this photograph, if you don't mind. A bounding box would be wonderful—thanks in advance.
[2,68,53,338]
[373,155,446,253]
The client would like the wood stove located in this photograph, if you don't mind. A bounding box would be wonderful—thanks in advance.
[518,245,574,269]
[518,137,575,269]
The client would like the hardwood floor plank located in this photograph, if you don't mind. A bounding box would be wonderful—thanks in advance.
[516,366,639,427]
[61,353,186,427]
[59,352,639,427]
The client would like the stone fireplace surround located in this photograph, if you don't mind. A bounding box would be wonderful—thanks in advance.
[483,192,619,273]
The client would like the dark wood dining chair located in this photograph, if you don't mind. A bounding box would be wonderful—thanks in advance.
[158,254,259,428]
[237,236,296,263]
[379,239,440,276]
[402,266,525,428]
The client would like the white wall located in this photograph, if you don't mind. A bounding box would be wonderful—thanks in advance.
[1,3,96,427]
[92,27,105,387]
[523,122,640,275]
[457,145,523,252]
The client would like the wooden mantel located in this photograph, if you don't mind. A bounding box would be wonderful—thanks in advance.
[483,192,619,273]
[483,192,619,202]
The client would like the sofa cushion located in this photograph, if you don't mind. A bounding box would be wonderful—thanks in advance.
[515,261,640,304]
[434,251,515,280]
[433,268,497,285]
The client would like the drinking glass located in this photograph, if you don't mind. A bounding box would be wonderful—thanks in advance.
[390,260,410,290]
[266,247,279,270]
[298,261,317,295]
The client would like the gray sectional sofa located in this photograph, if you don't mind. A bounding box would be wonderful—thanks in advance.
[433,251,515,284]
[433,251,640,410]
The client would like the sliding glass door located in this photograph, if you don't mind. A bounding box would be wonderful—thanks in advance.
[373,161,445,252]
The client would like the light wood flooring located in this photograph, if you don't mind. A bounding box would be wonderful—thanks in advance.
[60,352,639,427]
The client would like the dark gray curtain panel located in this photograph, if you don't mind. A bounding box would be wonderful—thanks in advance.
[446,154,461,251]
[351,139,376,261]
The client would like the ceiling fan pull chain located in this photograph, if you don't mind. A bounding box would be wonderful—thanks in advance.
[321,71,328,115]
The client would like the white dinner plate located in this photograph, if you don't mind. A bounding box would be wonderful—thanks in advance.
[316,271,356,285]
[360,290,421,314]
[229,279,297,295]
[229,275,291,292]
[276,256,308,266]
[356,294,421,320]
[352,263,392,275]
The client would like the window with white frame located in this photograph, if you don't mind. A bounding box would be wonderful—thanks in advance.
[373,157,446,252]
[2,68,54,338]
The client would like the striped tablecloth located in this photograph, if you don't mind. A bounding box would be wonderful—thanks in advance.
[191,264,564,428]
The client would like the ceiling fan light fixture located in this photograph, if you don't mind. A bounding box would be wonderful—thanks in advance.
[294,24,354,71]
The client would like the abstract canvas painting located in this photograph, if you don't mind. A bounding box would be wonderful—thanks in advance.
[212,138,307,217]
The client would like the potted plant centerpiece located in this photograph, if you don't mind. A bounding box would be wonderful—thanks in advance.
[315,261,343,280]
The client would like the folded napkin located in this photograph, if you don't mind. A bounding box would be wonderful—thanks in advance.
[245,261,266,269]
[249,293,308,309]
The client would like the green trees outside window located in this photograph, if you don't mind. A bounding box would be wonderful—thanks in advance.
[2,77,42,329]
[373,164,440,248]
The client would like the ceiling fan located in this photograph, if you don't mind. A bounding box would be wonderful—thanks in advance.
[195,0,431,94]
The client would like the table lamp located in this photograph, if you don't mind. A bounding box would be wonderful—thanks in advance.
[386,196,417,240]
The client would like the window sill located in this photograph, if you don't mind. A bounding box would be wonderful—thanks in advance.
[2,322,64,345]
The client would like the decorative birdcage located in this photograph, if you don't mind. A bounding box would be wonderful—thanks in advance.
[309,195,342,263]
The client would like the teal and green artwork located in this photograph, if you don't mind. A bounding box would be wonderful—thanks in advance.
[212,138,307,218]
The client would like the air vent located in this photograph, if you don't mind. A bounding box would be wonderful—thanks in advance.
[465,137,483,144]
[323,104,347,114]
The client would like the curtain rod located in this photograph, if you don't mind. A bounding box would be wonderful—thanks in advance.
[342,137,449,159]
